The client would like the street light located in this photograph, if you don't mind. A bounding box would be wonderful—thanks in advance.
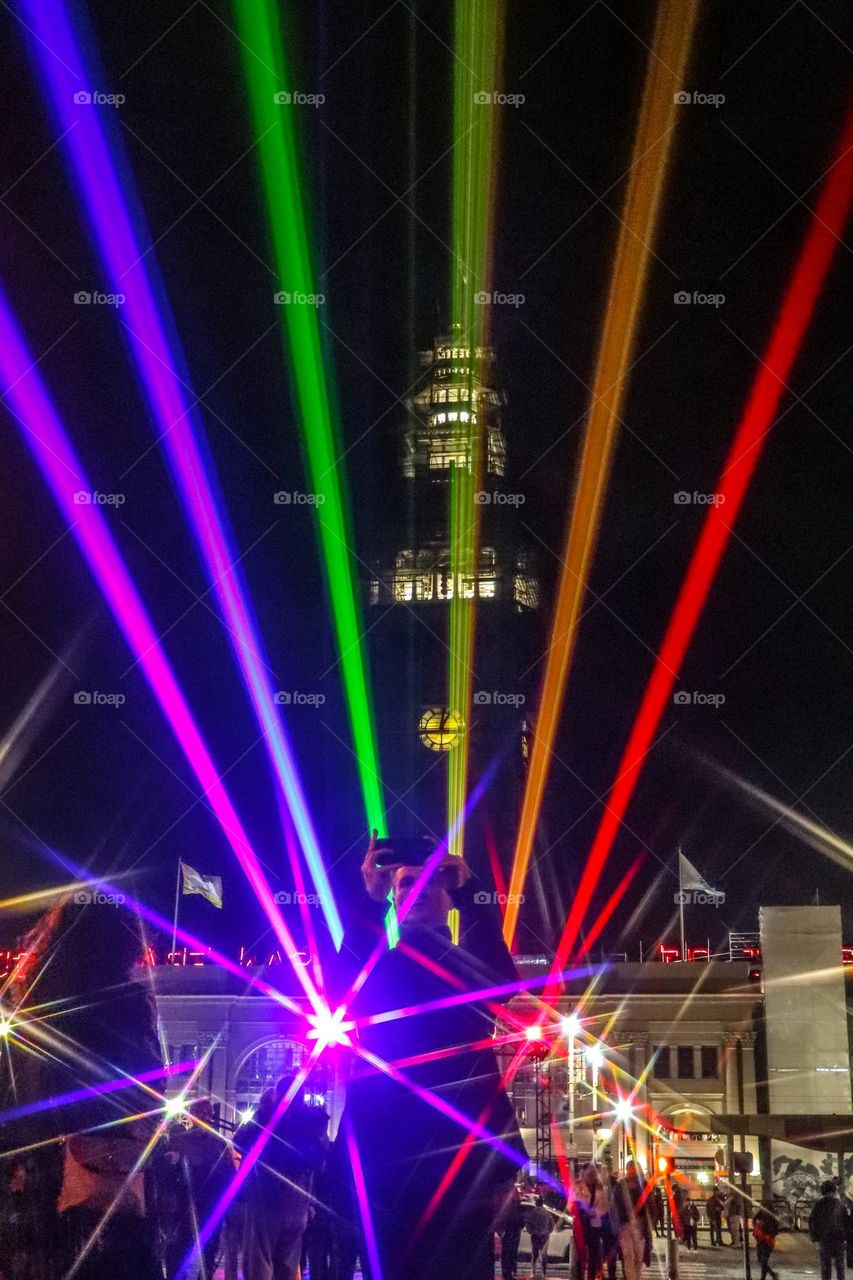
[561,1014,581,1154]
[657,1155,679,1280]
[613,1098,634,1170]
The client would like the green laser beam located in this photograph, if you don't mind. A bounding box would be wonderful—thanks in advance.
[447,0,505,865]
[234,0,386,840]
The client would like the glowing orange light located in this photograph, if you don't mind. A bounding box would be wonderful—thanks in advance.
[504,0,701,945]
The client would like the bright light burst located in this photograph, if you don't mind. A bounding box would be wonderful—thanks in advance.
[586,1043,604,1070]
[613,1098,634,1124]
[305,1005,354,1051]
[561,1013,581,1038]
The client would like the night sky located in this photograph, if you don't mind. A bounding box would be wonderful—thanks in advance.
[0,0,851,957]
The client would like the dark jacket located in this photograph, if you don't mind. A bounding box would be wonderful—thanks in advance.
[706,1193,724,1221]
[342,882,527,1210]
[612,1175,652,1240]
[234,1097,327,1208]
[809,1194,849,1244]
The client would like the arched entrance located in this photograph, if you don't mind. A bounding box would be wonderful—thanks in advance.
[233,1037,306,1115]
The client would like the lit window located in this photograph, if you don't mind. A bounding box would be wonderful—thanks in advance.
[514,575,539,609]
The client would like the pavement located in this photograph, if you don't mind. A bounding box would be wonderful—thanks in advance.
[497,1231,825,1280]
[212,1229,828,1278]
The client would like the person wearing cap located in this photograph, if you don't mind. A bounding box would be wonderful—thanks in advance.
[339,831,527,1280]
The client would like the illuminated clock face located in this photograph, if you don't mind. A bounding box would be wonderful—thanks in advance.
[419,707,462,751]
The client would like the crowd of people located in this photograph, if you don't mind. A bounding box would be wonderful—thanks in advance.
[1,836,852,1280]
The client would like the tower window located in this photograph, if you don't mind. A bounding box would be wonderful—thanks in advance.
[652,1045,671,1078]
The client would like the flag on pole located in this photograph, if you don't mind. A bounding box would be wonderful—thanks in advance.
[180,861,223,909]
[678,850,721,898]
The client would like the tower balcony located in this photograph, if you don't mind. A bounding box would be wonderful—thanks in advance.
[367,545,539,611]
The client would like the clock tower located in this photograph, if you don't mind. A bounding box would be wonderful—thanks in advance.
[367,327,539,888]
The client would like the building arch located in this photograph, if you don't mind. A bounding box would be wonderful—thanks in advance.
[232,1035,307,1114]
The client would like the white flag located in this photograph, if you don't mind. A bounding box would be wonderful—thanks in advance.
[180,861,223,909]
[678,850,718,895]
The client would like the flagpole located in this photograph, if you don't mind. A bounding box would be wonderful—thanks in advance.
[171,860,182,961]
[678,849,686,962]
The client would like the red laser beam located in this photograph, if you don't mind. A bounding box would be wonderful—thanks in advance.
[549,109,853,983]
[577,856,643,960]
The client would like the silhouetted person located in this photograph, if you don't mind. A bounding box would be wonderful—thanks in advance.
[574,1163,611,1280]
[753,1202,780,1280]
[706,1189,725,1246]
[2,899,162,1280]
[649,1185,665,1238]
[612,1161,652,1280]
[499,1186,525,1280]
[727,1187,745,1248]
[809,1181,849,1280]
[529,1195,553,1276]
[236,1075,328,1280]
[683,1200,699,1250]
[163,1097,233,1279]
[340,834,527,1280]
